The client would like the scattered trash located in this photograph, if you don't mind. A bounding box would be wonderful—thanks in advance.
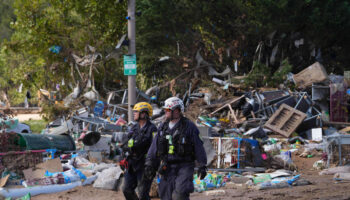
[252,174,271,184]
[2,44,350,198]
[293,62,328,88]
[253,175,300,190]
[49,45,62,54]
[333,172,350,181]
[205,189,226,196]
[4,193,31,200]
[93,166,123,190]
[193,172,228,192]
[313,160,325,170]
[264,104,306,137]
[0,181,81,199]
[319,166,350,175]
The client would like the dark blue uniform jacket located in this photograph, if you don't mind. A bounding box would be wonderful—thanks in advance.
[146,117,207,169]
[126,120,157,171]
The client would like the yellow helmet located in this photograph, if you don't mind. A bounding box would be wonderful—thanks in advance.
[133,102,153,117]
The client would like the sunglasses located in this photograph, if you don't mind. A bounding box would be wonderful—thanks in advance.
[164,108,172,112]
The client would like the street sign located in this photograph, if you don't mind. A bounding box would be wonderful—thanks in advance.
[124,54,137,75]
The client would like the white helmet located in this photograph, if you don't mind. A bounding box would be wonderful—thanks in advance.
[163,97,184,112]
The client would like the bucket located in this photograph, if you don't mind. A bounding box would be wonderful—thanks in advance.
[82,131,101,146]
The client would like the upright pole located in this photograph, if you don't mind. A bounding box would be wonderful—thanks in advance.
[127,0,136,122]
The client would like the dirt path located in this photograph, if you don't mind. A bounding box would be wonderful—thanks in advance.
[31,172,350,200]
[32,159,350,200]
[14,114,42,122]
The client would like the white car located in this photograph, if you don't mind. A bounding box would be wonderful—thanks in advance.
[7,122,32,134]
[1,117,32,134]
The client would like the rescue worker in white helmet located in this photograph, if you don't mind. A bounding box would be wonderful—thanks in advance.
[121,102,157,200]
[144,97,207,200]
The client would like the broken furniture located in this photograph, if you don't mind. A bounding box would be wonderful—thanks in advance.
[264,104,307,137]
[209,95,245,124]
[202,137,246,169]
[330,81,348,122]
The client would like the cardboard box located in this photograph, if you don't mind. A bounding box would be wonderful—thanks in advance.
[293,62,328,88]
[0,175,10,188]
[23,158,63,180]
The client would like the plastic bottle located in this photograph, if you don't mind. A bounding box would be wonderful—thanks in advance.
[295,140,301,148]
[72,167,87,182]
[216,175,222,188]
[271,138,277,144]
[200,180,207,192]
[194,184,201,192]
[212,174,217,186]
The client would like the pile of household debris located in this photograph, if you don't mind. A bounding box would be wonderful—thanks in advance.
[2,61,350,199]
[184,62,350,195]
[0,153,124,199]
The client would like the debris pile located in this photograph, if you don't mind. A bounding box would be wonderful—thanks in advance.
[1,61,350,198]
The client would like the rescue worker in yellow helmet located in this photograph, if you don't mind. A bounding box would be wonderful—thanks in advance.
[122,102,157,200]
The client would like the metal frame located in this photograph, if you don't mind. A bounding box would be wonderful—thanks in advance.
[325,135,350,167]
[72,116,123,134]
[202,136,244,168]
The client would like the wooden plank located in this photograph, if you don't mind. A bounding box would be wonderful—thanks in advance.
[209,95,245,116]
[228,105,239,123]
[276,108,295,129]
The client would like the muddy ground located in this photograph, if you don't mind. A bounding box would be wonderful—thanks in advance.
[31,153,350,200]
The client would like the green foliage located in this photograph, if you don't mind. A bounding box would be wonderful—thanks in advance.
[0,0,128,107]
[243,59,292,88]
[270,59,292,87]
[0,0,349,113]
[136,0,250,87]
[0,0,15,42]
[40,102,70,121]
[243,61,271,88]
[23,119,47,133]
[245,0,350,71]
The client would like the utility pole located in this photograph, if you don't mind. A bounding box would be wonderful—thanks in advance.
[127,0,136,122]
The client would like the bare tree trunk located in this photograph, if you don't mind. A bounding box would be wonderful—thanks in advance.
[1,91,11,108]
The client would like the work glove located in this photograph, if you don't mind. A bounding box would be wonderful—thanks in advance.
[120,159,128,171]
[197,166,207,180]
[144,165,156,180]
[157,162,168,175]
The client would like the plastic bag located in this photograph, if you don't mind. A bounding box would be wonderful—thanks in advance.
[319,166,350,175]
[274,153,293,165]
[93,166,123,190]
[45,168,86,184]
[93,163,116,172]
